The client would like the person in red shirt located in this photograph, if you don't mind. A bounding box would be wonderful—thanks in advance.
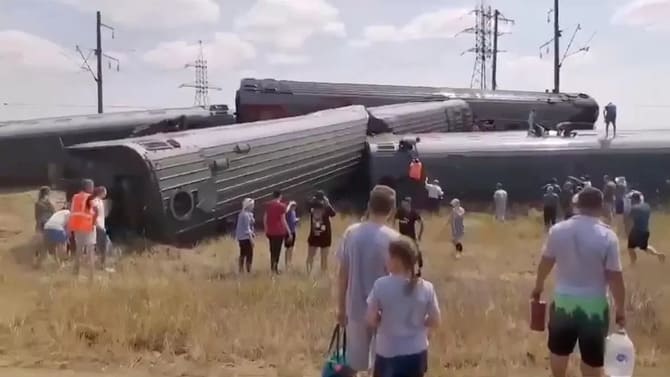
[263,190,292,274]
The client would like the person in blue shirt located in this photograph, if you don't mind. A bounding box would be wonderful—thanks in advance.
[627,193,665,265]
[284,201,299,270]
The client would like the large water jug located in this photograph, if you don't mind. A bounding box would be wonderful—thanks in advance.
[604,329,635,377]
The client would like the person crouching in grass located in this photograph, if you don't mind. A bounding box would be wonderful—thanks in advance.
[366,236,441,377]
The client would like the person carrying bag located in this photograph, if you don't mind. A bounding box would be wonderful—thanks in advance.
[322,325,355,377]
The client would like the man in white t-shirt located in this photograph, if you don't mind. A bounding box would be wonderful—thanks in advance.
[424,178,444,213]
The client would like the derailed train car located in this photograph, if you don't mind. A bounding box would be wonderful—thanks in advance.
[235,78,599,131]
[0,105,235,185]
[367,130,670,201]
[366,100,473,135]
[66,106,370,243]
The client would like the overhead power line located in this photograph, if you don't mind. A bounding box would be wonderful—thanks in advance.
[75,10,120,114]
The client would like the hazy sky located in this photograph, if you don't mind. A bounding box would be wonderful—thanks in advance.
[1,0,669,128]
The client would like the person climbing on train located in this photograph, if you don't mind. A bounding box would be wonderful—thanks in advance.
[284,201,298,270]
[264,190,291,274]
[493,183,508,222]
[604,102,617,138]
[424,178,443,213]
[408,158,424,205]
[236,198,256,274]
[68,178,97,278]
[543,186,560,230]
[394,197,424,276]
[527,109,546,137]
[306,195,336,274]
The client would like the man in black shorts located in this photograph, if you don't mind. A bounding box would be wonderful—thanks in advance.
[627,193,665,265]
[532,187,626,377]
[394,197,424,275]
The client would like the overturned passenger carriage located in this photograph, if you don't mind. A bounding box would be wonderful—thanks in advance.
[66,105,370,243]
[0,105,235,186]
[367,130,670,202]
[235,78,599,131]
[366,100,473,135]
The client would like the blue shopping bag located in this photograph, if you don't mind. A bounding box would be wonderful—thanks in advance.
[321,325,355,377]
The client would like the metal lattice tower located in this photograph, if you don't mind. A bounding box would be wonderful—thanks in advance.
[459,1,513,90]
[179,40,221,107]
[459,2,493,90]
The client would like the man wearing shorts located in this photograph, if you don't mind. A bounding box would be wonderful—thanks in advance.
[627,193,665,265]
[336,185,399,374]
[394,197,424,275]
[532,187,626,377]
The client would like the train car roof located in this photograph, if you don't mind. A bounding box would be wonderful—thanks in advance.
[68,105,370,160]
[367,100,468,116]
[0,105,231,138]
[367,129,670,155]
[238,77,596,103]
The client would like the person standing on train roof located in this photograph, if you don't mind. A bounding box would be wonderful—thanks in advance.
[424,178,444,213]
[604,102,617,138]
[264,190,292,275]
[493,183,508,222]
[527,109,546,137]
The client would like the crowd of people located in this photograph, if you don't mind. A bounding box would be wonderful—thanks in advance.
[29,169,665,377]
[32,179,113,277]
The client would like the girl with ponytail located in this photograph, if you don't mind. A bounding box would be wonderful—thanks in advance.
[365,236,441,377]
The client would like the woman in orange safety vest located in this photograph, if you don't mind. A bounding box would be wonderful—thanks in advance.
[69,184,98,277]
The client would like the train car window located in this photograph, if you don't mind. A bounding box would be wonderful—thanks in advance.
[166,139,181,148]
[171,190,195,220]
[138,140,174,151]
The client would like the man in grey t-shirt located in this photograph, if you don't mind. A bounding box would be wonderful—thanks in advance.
[336,185,400,373]
[532,187,626,377]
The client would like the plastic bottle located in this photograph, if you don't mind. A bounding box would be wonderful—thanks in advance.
[604,329,635,377]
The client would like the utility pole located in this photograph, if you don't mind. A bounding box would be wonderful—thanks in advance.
[458,1,513,90]
[553,0,560,93]
[539,1,594,94]
[96,11,103,114]
[76,11,119,114]
[492,9,514,91]
[179,40,222,107]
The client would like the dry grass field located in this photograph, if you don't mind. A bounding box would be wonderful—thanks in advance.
[0,190,668,377]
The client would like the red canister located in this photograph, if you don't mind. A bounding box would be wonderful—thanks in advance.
[530,300,548,332]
